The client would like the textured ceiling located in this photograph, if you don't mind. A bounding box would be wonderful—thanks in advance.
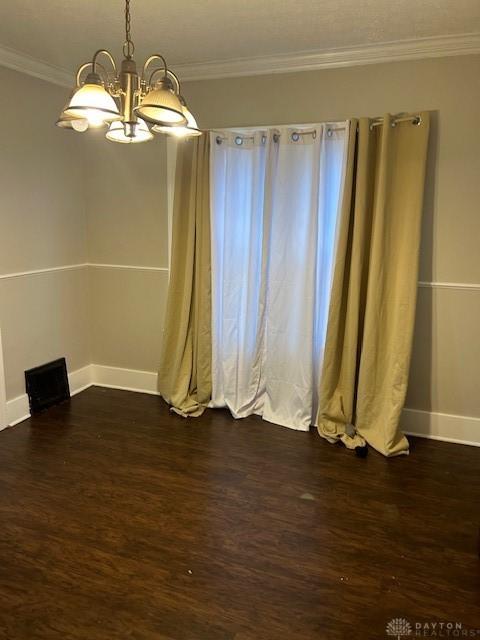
[1,0,479,72]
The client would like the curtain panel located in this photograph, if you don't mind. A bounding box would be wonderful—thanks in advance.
[317,113,430,456]
[210,125,349,430]
[158,136,212,416]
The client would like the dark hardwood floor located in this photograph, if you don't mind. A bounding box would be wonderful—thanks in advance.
[0,387,479,639]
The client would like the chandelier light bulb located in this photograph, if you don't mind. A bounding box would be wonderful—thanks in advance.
[56,114,89,132]
[71,119,89,132]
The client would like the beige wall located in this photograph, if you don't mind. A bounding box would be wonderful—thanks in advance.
[88,267,168,372]
[0,69,87,274]
[0,65,169,401]
[84,133,169,371]
[85,134,169,268]
[179,54,480,418]
[0,66,90,400]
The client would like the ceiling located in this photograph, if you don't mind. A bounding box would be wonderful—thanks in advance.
[1,0,480,75]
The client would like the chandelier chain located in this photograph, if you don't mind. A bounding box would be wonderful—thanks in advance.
[124,0,134,58]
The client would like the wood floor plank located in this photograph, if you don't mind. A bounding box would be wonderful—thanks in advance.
[0,386,479,639]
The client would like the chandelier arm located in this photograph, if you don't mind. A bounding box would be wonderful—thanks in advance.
[166,69,181,94]
[141,54,168,85]
[92,49,118,77]
[75,61,109,87]
[147,68,181,94]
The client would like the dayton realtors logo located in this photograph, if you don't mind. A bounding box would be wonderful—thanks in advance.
[386,618,412,639]
[386,619,480,638]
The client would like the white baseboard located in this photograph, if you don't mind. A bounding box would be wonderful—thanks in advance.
[90,364,160,396]
[5,394,30,428]
[68,364,94,396]
[5,364,94,429]
[402,407,480,447]
[3,363,479,448]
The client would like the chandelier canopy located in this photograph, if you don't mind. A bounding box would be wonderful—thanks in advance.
[56,0,201,143]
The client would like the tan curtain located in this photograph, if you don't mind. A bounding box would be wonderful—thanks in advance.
[317,113,430,457]
[158,136,212,416]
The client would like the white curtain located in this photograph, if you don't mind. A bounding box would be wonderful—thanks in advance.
[210,124,349,431]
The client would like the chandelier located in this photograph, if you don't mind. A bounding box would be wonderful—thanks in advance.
[56,0,201,143]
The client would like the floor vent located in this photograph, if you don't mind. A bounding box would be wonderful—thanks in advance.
[25,358,70,414]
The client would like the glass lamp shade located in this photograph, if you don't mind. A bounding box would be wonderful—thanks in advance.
[106,119,154,144]
[134,81,187,126]
[64,83,120,127]
[152,102,201,137]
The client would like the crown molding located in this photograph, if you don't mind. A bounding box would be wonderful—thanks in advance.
[175,32,480,81]
[1,32,480,87]
[0,43,72,87]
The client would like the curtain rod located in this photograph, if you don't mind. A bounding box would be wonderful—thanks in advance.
[212,114,422,145]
